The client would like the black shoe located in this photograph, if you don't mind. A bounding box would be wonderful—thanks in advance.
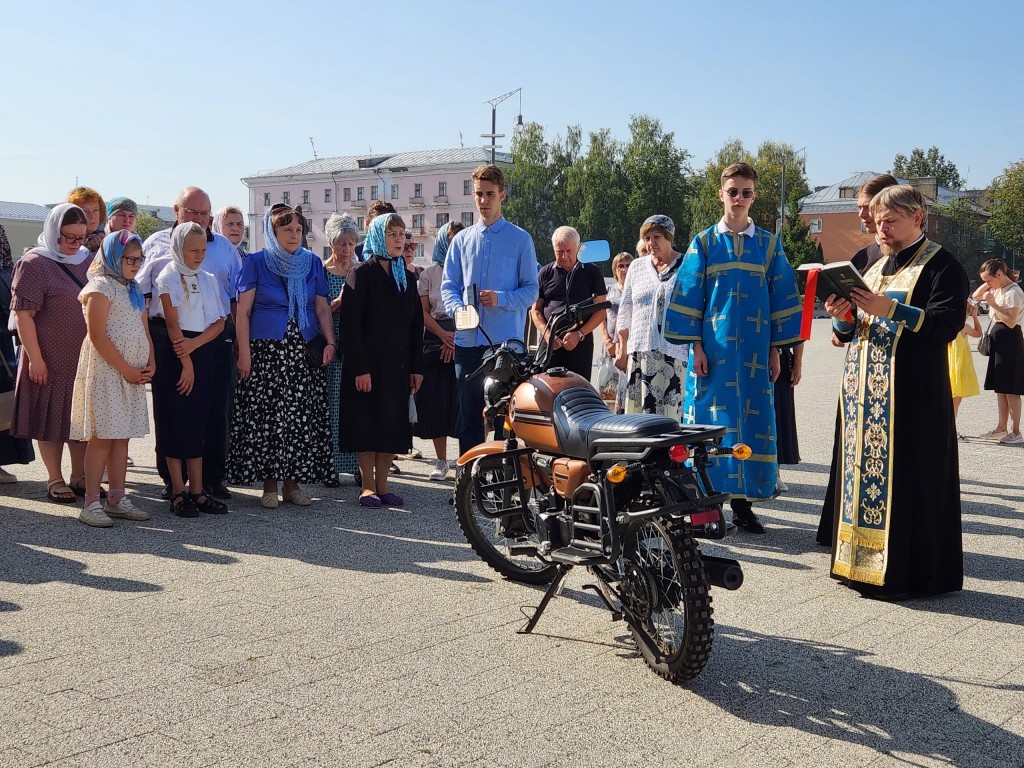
[323,475,340,488]
[170,492,199,518]
[191,492,229,515]
[206,482,232,500]
[160,483,172,501]
[733,510,766,534]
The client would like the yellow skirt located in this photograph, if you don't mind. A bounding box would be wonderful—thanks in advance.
[948,332,980,398]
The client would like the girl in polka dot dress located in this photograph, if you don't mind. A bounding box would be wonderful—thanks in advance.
[69,231,154,527]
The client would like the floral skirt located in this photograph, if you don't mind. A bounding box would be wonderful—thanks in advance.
[624,350,685,420]
[227,321,333,484]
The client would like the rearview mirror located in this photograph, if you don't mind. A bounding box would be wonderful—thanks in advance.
[454,304,480,331]
[578,240,611,264]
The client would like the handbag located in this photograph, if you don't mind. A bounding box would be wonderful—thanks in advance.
[305,333,328,368]
[0,354,15,432]
[978,316,993,356]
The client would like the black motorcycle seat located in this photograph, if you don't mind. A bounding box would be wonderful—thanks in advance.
[552,386,681,459]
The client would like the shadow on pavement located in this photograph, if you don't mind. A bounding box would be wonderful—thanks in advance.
[690,627,1024,767]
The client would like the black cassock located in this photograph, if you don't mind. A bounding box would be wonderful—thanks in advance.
[338,259,423,455]
[827,239,968,598]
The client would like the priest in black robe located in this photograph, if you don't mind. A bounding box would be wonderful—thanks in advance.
[823,184,968,599]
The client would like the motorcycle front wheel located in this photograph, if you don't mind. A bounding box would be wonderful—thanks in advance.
[614,519,714,682]
[453,458,559,585]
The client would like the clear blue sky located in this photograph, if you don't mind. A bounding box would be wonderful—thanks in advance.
[2,0,1021,212]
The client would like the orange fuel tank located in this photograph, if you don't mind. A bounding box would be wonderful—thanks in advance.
[509,368,593,452]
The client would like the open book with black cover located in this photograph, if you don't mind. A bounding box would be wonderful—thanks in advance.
[796,261,869,303]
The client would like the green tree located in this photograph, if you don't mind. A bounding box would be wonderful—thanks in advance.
[783,188,823,268]
[504,121,557,263]
[686,138,748,239]
[986,159,1024,253]
[134,211,165,241]
[548,124,583,248]
[563,128,631,267]
[622,114,692,248]
[891,146,965,190]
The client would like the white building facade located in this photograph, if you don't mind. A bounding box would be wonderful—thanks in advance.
[241,147,512,263]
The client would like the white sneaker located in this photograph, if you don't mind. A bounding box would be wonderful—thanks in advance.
[103,496,150,521]
[79,500,113,528]
[428,460,450,481]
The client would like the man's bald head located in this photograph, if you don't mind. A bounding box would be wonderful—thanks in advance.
[174,187,212,229]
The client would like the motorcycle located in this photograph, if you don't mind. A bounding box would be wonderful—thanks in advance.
[450,243,751,683]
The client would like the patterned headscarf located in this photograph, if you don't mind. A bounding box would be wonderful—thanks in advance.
[363,213,407,293]
[432,223,453,266]
[642,214,676,241]
[262,209,313,329]
[28,203,91,265]
[97,230,146,311]
[0,223,11,270]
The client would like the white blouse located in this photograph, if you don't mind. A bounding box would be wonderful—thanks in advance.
[616,255,688,358]
[993,282,1024,329]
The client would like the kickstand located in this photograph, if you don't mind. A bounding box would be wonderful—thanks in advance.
[581,583,622,621]
[517,564,571,634]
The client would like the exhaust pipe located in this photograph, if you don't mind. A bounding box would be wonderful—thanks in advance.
[701,555,744,590]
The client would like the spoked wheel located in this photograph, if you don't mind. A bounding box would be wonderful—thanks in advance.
[616,519,714,682]
[453,458,558,585]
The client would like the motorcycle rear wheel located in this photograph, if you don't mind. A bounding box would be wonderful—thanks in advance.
[614,519,714,682]
[454,458,558,585]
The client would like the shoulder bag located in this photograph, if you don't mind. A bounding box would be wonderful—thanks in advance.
[978,315,993,356]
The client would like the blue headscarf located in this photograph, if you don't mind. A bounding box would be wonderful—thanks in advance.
[363,213,407,293]
[98,230,146,311]
[263,209,314,329]
[432,223,452,266]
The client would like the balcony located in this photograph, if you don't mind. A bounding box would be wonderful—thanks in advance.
[433,195,449,206]
[349,199,366,210]
[409,197,425,208]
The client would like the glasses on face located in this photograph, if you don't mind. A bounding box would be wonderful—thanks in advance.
[724,188,755,199]
[122,256,143,266]
[60,233,87,244]
[182,207,211,218]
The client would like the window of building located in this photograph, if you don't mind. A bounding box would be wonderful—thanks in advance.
[343,187,351,202]
[302,189,310,205]
[414,183,422,198]
[436,213,450,228]
[391,184,399,199]
[438,181,447,197]
[324,188,331,204]
[461,212,474,227]
[464,179,472,196]
[263,192,270,206]
[370,186,378,200]
[357,186,365,201]
[808,218,822,234]
[357,216,365,231]
[412,214,424,230]
[323,218,329,231]
[839,187,855,199]
[283,191,290,205]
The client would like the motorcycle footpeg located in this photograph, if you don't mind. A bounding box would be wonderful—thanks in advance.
[507,538,538,556]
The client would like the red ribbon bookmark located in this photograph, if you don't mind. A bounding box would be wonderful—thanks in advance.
[800,268,819,340]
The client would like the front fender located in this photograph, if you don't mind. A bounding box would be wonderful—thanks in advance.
[456,442,547,491]
[456,441,507,467]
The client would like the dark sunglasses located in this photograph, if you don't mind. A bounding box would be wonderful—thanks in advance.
[724,188,755,199]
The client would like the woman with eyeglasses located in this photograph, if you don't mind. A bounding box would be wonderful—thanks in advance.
[598,251,634,413]
[10,204,94,503]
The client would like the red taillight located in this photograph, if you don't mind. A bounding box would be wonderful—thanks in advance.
[689,509,719,525]
[668,444,690,463]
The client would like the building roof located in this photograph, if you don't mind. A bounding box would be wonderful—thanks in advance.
[138,204,175,223]
[799,170,966,214]
[246,147,512,182]
[0,201,51,221]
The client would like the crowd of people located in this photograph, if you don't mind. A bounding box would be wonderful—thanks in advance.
[0,162,1020,603]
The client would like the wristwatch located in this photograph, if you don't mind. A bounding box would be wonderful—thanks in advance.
[577,330,585,342]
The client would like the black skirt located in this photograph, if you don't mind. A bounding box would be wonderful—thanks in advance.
[412,326,459,440]
[774,347,801,464]
[984,322,1024,395]
[152,323,216,460]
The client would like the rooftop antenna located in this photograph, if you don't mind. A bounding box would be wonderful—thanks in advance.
[459,131,464,148]
[310,137,319,161]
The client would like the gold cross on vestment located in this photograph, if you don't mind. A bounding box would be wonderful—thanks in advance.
[743,353,766,379]
[755,428,776,450]
[708,397,726,420]
[743,399,760,423]
[746,307,768,334]
[725,333,741,351]
[725,377,742,398]
[726,286,749,304]
[709,309,728,333]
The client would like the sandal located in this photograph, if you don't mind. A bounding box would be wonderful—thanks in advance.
[46,479,77,504]
[191,492,228,515]
[169,491,199,518]
[284,489,312,506]
[378,492,404,507]
[358,493,382,508]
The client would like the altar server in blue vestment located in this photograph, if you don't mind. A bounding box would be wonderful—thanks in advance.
[664,162,803,534]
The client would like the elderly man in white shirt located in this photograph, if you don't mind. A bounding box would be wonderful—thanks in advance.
[141,186,241,501]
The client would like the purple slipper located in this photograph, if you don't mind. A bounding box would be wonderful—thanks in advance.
[379,492,404,507]
[358,493,382,508]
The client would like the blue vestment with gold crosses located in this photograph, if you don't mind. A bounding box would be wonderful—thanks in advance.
[663,222,803,501]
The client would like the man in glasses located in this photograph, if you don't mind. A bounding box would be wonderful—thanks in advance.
[663,162,803,534]
[140,186,242,501]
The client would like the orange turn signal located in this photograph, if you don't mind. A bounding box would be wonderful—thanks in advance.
[731,443,752,461]
[606,464,628,484]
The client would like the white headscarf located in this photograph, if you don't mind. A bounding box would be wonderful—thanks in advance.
[155,222,225,328]
[28,203,91,265]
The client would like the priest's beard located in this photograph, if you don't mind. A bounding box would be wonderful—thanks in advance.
[880,242,903,259]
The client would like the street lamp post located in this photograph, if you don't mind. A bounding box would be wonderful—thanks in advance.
[482,88,523,163]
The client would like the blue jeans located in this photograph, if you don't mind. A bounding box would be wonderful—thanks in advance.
[455,345,489,456]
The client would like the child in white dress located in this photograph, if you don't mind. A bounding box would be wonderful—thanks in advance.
[69,231,154,527]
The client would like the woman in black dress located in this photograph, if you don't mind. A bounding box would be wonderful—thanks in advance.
[339,213,423,507]
[974,258,1024,443]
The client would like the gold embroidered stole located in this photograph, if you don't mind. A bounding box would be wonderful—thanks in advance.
[832,239,940,585]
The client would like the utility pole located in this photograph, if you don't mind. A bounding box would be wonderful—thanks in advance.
[481,88,523,163]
